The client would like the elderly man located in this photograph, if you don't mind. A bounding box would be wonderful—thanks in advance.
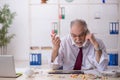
[51,19,108,71]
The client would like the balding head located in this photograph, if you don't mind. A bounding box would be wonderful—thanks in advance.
[70,19,89,33]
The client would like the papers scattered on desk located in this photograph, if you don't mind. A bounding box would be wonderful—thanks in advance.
[101,70,120,78]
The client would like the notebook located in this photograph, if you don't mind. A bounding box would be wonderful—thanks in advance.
[0,55,22,78]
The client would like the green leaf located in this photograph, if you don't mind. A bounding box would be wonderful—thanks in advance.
[0,4,16,47]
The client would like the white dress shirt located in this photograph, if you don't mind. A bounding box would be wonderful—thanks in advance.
[53,34,108,71]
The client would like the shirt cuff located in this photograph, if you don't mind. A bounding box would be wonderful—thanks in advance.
[94,52,108,71]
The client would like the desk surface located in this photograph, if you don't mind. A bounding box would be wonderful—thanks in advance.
[0,70,120,80]
[0,61,120,80]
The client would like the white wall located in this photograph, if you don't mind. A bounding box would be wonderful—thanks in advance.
[0,0,119,65]
[0,0,29,60]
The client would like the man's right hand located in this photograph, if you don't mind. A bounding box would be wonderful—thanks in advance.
[51,33,61,50]
[51,33,61,62]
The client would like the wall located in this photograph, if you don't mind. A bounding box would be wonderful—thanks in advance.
[0,0,119,65]
[29,0,119,65]
[0,0,29,60]
[119,0,120,65]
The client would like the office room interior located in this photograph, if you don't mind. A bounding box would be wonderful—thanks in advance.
[0,0,120,71]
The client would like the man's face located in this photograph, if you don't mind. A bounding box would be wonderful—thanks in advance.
[70,23,86,47]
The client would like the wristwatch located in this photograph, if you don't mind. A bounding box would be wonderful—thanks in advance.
[65,0,74,2]
[94,47,101,51]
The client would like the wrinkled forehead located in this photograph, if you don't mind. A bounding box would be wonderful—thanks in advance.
[71,21,87,30]
[71,22,85,31]
[72,21,82,26]
[71,19,87,27]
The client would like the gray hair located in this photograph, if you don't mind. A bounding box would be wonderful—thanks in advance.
[70,19,89,33]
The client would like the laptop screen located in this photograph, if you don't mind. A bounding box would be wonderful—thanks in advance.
[0,55,17,78]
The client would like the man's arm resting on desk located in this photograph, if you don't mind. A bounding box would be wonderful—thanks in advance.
[94,41,102,63]
[94,54,108,71]
[93,40,108,71]
[51,47,63,70]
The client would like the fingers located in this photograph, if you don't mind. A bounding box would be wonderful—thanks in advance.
[85,33,90,40]
[54,38,61,46]
[51,33,61,48]
[85,33,98,46]
[51,34,60,42]
[51,33,56,39]
[85,33,94,39]
[52,36,60,44]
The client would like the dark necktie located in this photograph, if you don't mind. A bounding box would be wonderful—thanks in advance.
[73,47,83,70]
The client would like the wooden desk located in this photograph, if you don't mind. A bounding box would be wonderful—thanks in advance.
[0,61,120,80]
[1,68,120,80]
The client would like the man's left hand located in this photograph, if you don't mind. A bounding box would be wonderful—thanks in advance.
[85,33,99,48]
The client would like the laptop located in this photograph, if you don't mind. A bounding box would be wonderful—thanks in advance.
[0,55,22,78]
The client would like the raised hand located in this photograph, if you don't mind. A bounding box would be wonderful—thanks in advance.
[51,33,61,50]
[51,33,61,62]
[85,33,99,48]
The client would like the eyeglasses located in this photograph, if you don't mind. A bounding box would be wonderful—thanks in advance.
[71,32,86,38]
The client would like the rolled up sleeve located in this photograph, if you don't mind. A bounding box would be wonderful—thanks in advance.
[51,42,64,70]
[94,39,109,71]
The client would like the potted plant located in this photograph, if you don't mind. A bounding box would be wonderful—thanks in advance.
[0,4,16,55]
